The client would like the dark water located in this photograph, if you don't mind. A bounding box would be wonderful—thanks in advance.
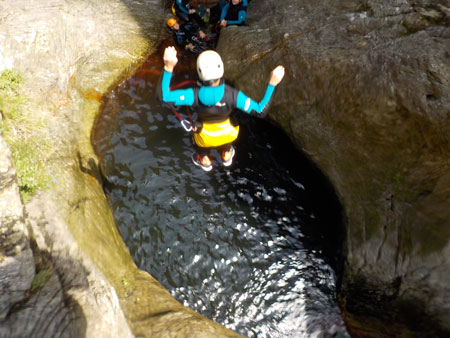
[93,49,347,338]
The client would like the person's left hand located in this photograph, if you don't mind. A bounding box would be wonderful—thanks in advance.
[199,30,206,39]
[163,46,178,72]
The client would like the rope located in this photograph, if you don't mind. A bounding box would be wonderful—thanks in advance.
[167,104,184,121]
[170,80,196,90]
[167,80,198,132]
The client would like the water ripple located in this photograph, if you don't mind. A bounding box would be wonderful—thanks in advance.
[94,64,347,338]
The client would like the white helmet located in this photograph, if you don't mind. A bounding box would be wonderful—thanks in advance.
[196,50,224,82]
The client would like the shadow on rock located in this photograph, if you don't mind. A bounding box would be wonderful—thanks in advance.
[0,248,88,338]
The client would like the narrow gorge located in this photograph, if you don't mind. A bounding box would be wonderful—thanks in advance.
[0,0,449,337]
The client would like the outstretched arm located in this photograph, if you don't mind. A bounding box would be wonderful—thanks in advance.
[236,66,285,116]
[219,2,229,21]
[159,46,194,105]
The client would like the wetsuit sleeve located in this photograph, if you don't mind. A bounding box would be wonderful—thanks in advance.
[176,0,189,15]
[226,9,246,25]
[160,70,195,106]
[236,84,275,116]
[219,3,229,21]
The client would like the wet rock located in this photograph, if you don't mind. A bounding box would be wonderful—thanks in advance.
[0,137,35,322]
[217,0,450,336]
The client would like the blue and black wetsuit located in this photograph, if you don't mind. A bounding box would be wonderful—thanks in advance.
[159,69,276,151]
[174,0,206,28]
[209,0,228,25]
[220,0,247,26]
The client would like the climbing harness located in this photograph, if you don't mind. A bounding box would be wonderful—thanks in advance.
[166,103,195,132]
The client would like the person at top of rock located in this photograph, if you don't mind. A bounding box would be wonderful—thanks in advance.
[219,0,247,28]
[158,46,285,172]
[173,0,206,28]
[208,0,244,26]
[166,17,216,53]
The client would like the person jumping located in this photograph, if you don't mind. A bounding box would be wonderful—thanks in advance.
[158,46,285,171]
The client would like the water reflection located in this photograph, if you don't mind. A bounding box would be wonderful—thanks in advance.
[93,51,347,338]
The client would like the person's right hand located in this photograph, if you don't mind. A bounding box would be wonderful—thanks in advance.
[269,65,285,86]
[189,9,195,14]
[220,19,227,27]
[163,46,178,72]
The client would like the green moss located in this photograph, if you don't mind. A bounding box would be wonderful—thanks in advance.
[0,69,52,202]
[0,69,26,122]
[393,172,404,185]
[9,137,51,202]
[31,269,49,292]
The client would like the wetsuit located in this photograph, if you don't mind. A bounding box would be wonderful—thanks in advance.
[159,70,275,152]
[209,0,228,25]
[171,24,212,53]
[220,1,247,26]
[174,0,205,28]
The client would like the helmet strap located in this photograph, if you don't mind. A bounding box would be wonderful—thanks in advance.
[201,78,223,87]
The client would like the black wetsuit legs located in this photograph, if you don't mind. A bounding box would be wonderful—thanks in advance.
[194,143,232,158]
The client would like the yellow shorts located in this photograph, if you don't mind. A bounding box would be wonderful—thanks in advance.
[193,119,239,148]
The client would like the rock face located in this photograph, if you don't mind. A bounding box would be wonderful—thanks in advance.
[1,136,126,338]
[216,0,450,336]
[0,137,35,330]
